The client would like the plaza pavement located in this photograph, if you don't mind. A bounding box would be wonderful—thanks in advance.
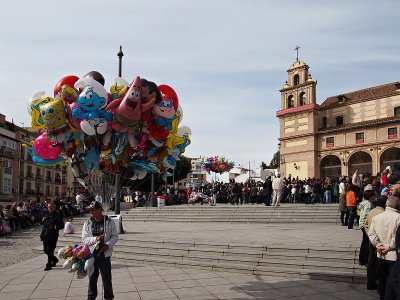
[0,204,379,299]
[0,255,378,300]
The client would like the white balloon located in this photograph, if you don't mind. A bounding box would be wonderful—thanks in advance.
[63,260,72,269]
[84,257,94,271]
[58,247,66,259]
[80,120,96,136]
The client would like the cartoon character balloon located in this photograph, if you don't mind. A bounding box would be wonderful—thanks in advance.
[73,77,112,135]
[27,71,192,187]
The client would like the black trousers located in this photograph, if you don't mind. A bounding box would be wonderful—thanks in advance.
[88,257,114,300]
[43,241,57,267]
[367,242,378,289]
[340,210,348,225]
[377,259,396,300]
[359,228,370,265]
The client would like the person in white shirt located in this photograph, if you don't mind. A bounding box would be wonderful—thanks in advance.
[95,193,103,204]
[272,174,284,207]
[290,185,297,204]
[75,192,84,209]
[368,196,400,299]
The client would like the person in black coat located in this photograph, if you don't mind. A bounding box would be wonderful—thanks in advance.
[264,177,273,206]
[40,199,64,271]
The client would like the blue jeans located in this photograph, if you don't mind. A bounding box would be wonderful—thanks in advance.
[88,257,114,300]
[348,206,357,229]
[323,191,332,203]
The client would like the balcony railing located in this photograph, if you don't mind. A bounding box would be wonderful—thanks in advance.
[35,174,43,180]
[46,177,52,182]
[25,189,35,195]
[26,173,34,178]
[0,147,16,159]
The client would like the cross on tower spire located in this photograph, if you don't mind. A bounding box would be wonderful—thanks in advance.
[294,45,300,61]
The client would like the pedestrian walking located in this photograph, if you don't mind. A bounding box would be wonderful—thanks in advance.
[40,199,64,271]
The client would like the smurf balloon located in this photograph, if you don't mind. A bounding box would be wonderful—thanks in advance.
[73,77,112,135]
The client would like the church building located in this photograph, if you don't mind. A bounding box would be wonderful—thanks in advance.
[276,59,400,179]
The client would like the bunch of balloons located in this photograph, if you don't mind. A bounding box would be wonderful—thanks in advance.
[58,244,94,279]
[199,156,235,174]
[26,71,192,187]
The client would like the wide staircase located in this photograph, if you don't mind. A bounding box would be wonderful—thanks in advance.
[57,204,366,284]
[120,204,341,224]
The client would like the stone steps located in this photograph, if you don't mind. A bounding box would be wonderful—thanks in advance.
[58,232,365,283]
[117,204,341,224]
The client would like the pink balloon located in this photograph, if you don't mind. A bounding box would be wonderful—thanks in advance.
[34,133,62,160]
[67,102,82,130]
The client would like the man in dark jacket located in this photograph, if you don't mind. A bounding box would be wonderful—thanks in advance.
[40,199,64,271]
[264,177,272,206]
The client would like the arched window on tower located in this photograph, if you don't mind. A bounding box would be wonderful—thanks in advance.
[287,95,294,108]
[293,74,300,86]
[299,92,306,106]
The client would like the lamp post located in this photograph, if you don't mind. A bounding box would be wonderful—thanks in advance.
[117,46,124,77]
[67,186,73,202]
[114,46,124,233]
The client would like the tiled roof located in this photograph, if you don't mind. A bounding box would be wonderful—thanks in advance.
[320,82,400,109]
[318,116,400,134]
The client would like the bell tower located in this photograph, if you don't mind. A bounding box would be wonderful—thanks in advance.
[276,51,319,179]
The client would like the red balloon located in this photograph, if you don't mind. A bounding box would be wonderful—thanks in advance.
[158,84,179,109]
[54,75,79,96]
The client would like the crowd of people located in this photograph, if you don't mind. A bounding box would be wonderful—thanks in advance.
[0,195,118,299]
[3,167,400,299]
[0,196,87,235]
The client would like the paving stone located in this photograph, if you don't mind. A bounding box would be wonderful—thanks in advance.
[6,276,42,285]
[136,281,169,291]
[197,277,231,286]
[247,288,291,299]
[129,269,159,277]
[179,296,218,300]
[157,268,186,275]
[114,291,141,300]
[36,280,71,290]
[1,283,38,292]
[0,291,32,300]
[66,286,87,297]
[139,288,178,300]
[132,275,164,283]
[161,273,191,281]
[29,288,68,299]
[215,291,256,299]
[113,283,137,293]
[173,286,214,297]
[330,289,377,300]
[278,285,321,297]
[188,272,221,279]
[166,279,200,289]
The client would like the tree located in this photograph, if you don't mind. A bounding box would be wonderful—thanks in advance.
[264,151,280,169]
[261,161,268,169]
[269,151,280,169]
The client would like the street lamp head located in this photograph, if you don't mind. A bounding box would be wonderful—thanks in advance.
[117,45,124,58]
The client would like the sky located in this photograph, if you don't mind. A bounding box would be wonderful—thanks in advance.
[0,0,399,170]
